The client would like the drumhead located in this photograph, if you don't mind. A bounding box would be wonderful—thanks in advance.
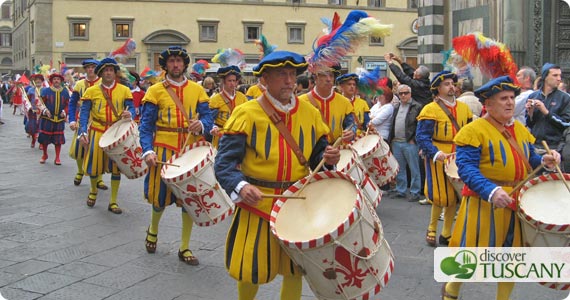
[337,149,355,170]
[273,178,357,242]
[352,134,380,156]
[99,120,132,148]
[520,180,570,225]
[162,145,211,179]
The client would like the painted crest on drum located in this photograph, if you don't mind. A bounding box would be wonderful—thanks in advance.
[120,145,144,173]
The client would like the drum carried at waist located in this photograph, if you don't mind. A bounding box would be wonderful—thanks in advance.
[350,134,399,187]
[99,119,148,179]
[270,171,394,300]
[337,146,381,208]
[161,141,234,227]
[517,173,570,290]
[444,153,464,197]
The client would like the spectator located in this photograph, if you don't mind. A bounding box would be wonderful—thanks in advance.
[514,66,537,125]
[456,79,482,117]
[384,52,431,107]
[202,76,218,97]
[388,84,423,201]
[369,86,394,141]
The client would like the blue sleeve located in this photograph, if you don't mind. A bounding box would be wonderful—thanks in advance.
[528,142,543,169]
[343,113,356,133]
[362,112,370,129]
[210,108,219,125]
[79,101,92,135]
[124,99,135,117]
[309,136,332,170]
[456,145,497,201]
[68,91,80,122]
[214,134,247,196]
[197,101,213,134]
[139,102,158,153]
[416,119,440,159]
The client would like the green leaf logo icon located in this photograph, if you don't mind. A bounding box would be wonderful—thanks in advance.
[440,250,477,279]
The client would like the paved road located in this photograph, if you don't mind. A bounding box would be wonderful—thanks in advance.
[0,111,567,300]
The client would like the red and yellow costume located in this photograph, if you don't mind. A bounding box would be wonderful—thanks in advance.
[298,90,354,143]
[209,90,247,147]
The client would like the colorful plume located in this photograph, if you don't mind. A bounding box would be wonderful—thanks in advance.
[192,59,210,75]
[140,66,163,84]
[441,49,473,80]
[308,10,393,73]
[109,38,137,62]
[254,35,277,59]
[452,32,518,82]
[356,67,384,97]
[212,48,246,69]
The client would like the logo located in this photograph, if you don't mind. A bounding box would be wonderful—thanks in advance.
[440,250,477,279]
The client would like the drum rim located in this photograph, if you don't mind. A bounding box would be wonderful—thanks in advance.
[350,133,381,158]
[99,120,135,150]
[161,141,215,182]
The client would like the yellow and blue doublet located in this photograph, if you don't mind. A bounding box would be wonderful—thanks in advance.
[351,96,370,134]
[139,80,213,208]
[245,84,264,100]
[450,118,542,247]
[79,82,134,176]
[69,77,100,159]
[214,98,330,284]
[416,101,472,206]
[298,90,355,143]
[38,87,70,145]
[209,90,247,147]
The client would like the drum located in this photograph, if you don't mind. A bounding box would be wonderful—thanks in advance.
[270,171,394,300]
[351,134,399,187]
[99,119,147,179]
[161,141,233,227]
[444,153,464,197]
[338,146,381,208]
[518,173,570,290]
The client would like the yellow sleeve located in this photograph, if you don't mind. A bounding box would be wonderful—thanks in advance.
[223,102,251,135]
[417,102,438,121]
[198,85,209,103]
[141,83,160,105]
[454,121,481,148]
[81,86,95,102]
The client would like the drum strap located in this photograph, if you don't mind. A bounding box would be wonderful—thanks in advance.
[484,115,532,173]
[435,98,461,132]
[256,95,308,166]
[162,81,191,123]
[99,85,120,119]
[307,92,335,142]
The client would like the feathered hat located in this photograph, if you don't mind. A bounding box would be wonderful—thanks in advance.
[474,75,520,103]
[336,73,359,85]
[212,48,246,79]
[140,66,164,85]
[430,70,458,95]
[307,10,393,74]
[442,49,473,80]
[95,57,120,76]
[355,67,384,97]
[254,35,277,59]
[252,51,308,77]
[30,73,44,81]
[191,59,210,79]
[158,46,191,70]
[452,32,518,82]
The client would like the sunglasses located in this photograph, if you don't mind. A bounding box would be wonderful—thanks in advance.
[398,91,410,96]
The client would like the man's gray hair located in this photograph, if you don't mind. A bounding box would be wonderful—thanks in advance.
[519,66,537,83]
[397,84,411,93]
[461,79,474,92]
[416,65,430,79]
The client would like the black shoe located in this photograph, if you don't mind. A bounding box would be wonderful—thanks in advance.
[408,194,425,202]
[439,235,450,246]
[394,193,406,198]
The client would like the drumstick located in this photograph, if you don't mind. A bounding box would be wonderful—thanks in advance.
[156,161,180,167]
[261,194,306,200]
[182,113,200,150]
[508,164,544,197]
[297,137,343,196]
[541,141,570,194]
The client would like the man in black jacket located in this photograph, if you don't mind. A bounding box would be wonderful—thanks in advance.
[385,52,431,107]
[389,84,424,201]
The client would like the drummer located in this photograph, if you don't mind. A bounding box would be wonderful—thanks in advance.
[298,64,356,144]
[68,59,106,188]
[442,76,560,300]
[214,50,340,300]
[336,73,370,135]
[416,70,472,247]
[139,46,213,265]
[78,57,135,214]
[209,65,248,148]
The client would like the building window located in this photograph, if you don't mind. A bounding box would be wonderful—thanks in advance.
[111,17,134,40]
[286,22,305,44]
[198,19,219,42]
[409,0,418,8]
[1,4,9,19]
[67,16,91,41]
[368,0,383,7]
[242,21,263,43]
[329,0,346,5]
[370,36,384,46]
[0,33,11,47]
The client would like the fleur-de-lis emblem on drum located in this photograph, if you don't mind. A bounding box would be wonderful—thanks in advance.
[185,185,221,217]
[370,157,391,177]
[121,146,144,172]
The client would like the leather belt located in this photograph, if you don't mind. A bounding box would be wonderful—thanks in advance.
[92,117,115,126]
[245,175,296,190]
[492,180,517,187]
[433,139,454,144]
[156,126,189,133]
